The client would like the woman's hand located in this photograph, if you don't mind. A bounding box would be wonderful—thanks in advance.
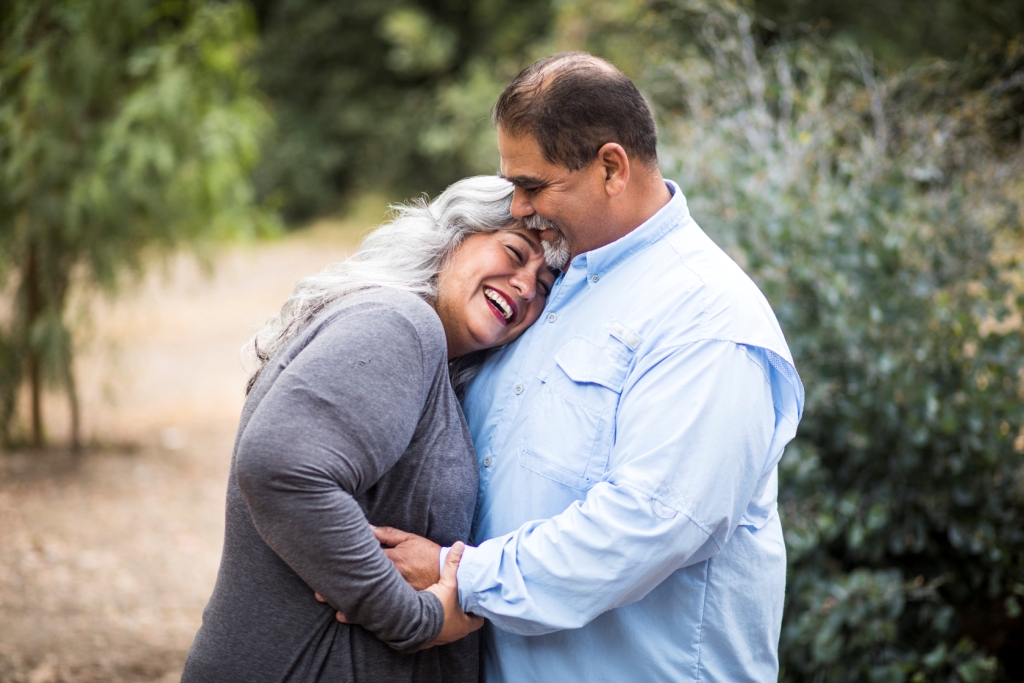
[422,542,484,648]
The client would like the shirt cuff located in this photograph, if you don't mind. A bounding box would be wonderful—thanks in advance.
[439,544,479,612]
[438,546,451,575]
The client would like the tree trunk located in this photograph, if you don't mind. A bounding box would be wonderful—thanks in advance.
[28,351,42,448]
[64,347,81,454]
[25,242,44,449]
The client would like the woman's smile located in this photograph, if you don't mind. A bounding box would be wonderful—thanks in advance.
[483,285,518,325]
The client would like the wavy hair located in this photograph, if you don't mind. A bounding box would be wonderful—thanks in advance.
[244,175,525,395]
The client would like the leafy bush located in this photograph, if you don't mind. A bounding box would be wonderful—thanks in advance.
[646,3,1024,679]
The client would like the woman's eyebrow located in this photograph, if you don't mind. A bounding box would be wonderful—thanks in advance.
[509,230,542,253]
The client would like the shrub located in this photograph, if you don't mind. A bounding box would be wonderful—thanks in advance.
[649,3,1024,679]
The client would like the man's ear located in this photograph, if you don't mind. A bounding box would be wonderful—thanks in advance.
[597,142,630,198]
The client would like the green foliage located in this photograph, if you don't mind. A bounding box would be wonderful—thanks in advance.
[0,0,276,447]
[638,2,1024,678]
[748,0,1024,65]
[249,0,1024,221]
[248,0,554,221]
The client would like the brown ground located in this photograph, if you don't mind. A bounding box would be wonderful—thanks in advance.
[0,221,367,683]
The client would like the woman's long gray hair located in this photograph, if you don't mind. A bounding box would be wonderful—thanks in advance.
[245,175,519,395]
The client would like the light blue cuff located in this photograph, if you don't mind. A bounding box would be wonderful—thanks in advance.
[438,546,451,574]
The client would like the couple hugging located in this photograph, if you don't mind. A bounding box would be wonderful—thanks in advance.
[182,51,804,683]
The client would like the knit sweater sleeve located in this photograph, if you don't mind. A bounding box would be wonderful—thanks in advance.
[235,304,443,653]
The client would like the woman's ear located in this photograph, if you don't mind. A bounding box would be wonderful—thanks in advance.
[597,142,630,198]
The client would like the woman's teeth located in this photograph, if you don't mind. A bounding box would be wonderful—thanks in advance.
[484,288,513,321]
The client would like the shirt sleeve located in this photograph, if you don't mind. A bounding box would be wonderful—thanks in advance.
[454,340,777,635]
[235,307,444,653]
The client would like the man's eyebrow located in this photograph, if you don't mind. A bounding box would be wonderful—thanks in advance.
[499,172,545,189]
[509,229,542,253]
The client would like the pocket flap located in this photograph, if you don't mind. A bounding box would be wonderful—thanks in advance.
[553,336,631,392]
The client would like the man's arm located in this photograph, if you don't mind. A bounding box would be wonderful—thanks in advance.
[381,340,786,634]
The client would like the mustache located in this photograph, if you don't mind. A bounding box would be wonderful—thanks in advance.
[518,214,570,269]
[522,213,559,231]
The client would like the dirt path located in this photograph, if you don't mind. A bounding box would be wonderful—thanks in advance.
[0,223,364,683]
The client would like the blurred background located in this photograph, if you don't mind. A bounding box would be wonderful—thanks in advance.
[1,0,1023,681]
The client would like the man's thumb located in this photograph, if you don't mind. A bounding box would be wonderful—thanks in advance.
[441,541,466,582]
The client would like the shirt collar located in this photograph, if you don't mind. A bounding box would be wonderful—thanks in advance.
[569,180,690,283]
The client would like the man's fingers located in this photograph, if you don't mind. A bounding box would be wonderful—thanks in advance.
[335,610,348,624]
[314,593,326,603]
[373,525,414,548]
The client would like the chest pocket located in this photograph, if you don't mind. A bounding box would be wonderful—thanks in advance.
[519,325,638,489]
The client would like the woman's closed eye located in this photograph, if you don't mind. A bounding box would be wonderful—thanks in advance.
[506,244,526,265]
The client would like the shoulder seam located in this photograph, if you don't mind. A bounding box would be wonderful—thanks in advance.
[663,235,710,338]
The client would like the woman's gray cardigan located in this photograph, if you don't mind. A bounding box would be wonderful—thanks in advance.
[182,288,479,683]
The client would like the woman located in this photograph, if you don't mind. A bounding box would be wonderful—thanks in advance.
[182,176,558,682]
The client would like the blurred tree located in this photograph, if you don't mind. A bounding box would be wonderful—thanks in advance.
[246,0,1024,221]
[0,0,276,449]
[247,0,554,222]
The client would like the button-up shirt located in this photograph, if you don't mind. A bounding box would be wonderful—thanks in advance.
[454,181,804,682]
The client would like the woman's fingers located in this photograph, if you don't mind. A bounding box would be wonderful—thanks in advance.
[314,593,326,603]
[372,525,414,547]
[335,610,348,624]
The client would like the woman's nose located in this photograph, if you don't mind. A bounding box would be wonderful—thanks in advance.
[510,187,534,220]
[509,270,537,301]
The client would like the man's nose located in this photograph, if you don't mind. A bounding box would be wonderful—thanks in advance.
[510,187,534,220]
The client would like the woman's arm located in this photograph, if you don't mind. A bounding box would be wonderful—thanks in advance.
[235,306,443,653]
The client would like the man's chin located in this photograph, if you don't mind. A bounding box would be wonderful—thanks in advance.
[541,236,570,270]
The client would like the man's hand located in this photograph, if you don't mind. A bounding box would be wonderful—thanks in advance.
[423,542,484,647]
[328,541,484,648]
[373,525,442,591]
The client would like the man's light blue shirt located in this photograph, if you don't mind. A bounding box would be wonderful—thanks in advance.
[455,181,804,682]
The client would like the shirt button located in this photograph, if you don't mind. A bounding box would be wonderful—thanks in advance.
[547,312,557,323]
[591,274,600,283]
[483,457,493,467]
[513,384,524,395]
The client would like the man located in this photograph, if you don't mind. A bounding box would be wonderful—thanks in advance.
[373,51,804,682]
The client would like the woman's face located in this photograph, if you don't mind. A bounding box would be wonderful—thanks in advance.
[436,227,558,359]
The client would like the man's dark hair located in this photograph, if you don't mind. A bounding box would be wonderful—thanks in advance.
[492,52,658,171]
